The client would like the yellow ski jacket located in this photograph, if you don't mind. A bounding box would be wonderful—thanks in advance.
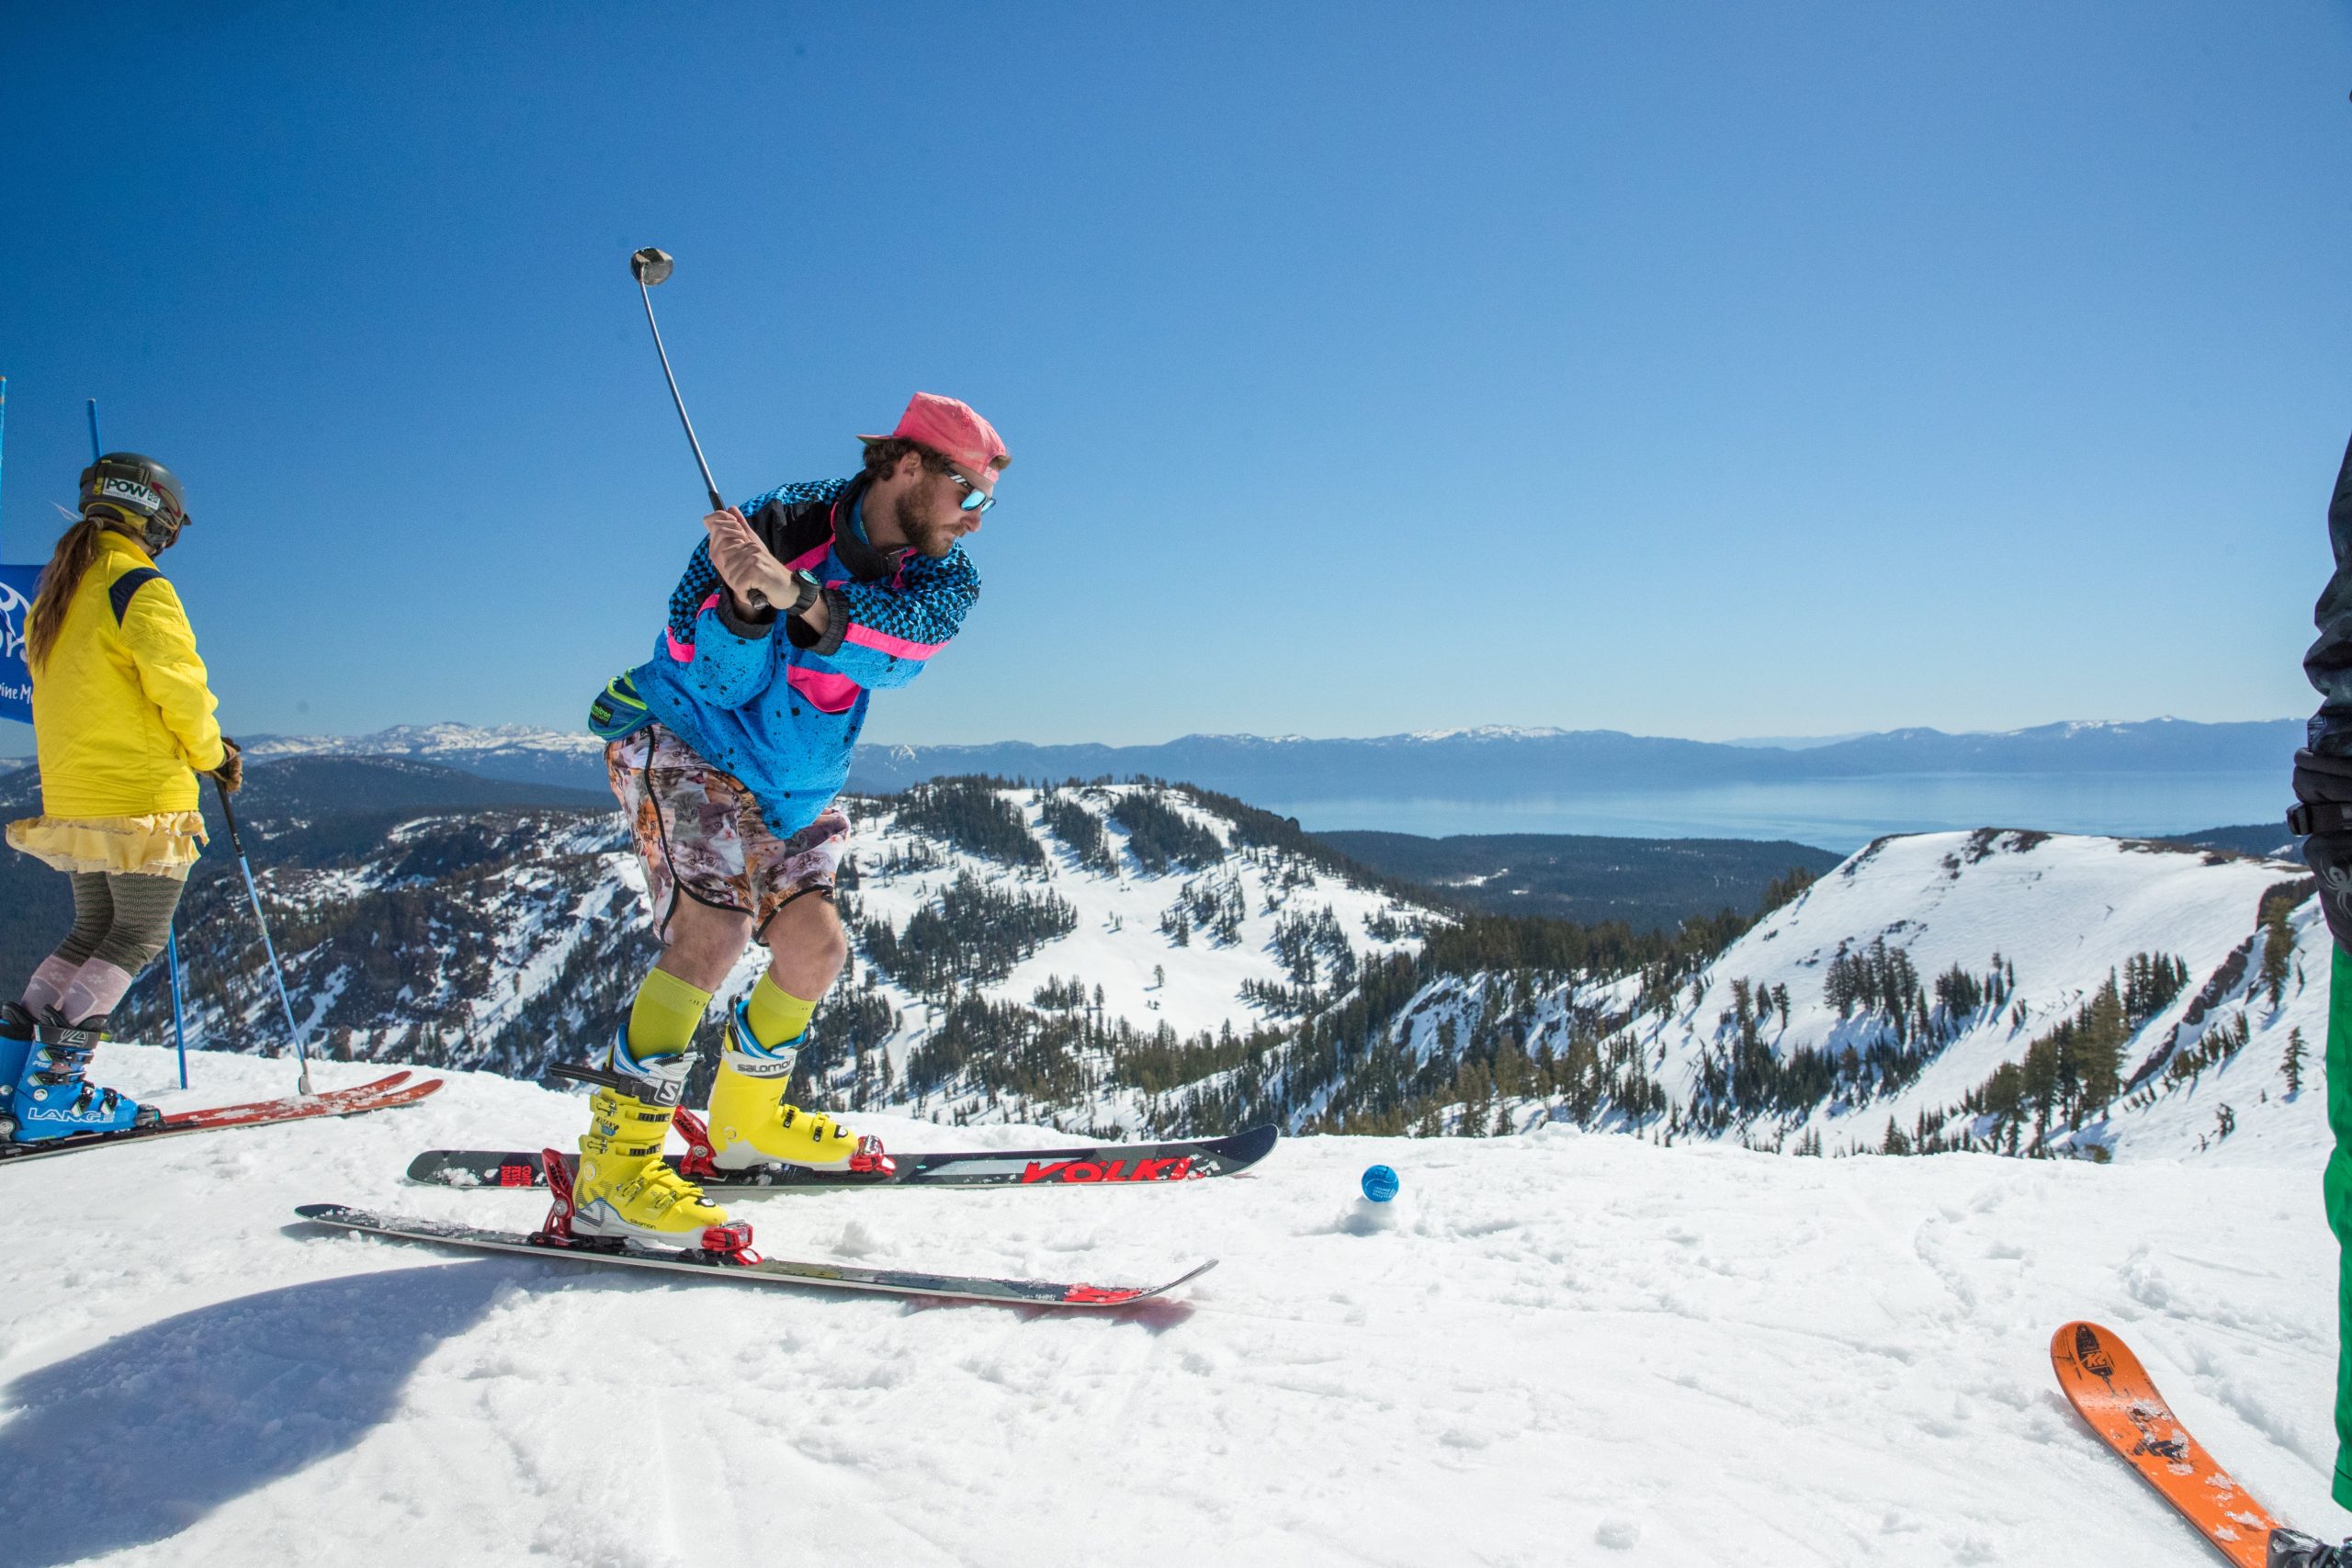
[31,530,226,817]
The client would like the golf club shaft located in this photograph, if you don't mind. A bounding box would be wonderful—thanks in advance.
[634,265,767,608]
[638,280,724,513]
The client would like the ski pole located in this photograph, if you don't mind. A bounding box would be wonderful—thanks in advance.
[88,396,192,1087]
[213,774,313,1096]
[168,930,188,1089]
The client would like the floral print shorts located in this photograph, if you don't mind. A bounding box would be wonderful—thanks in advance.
[606,722,851,938]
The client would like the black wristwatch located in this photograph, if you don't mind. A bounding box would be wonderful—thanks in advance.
[786,569,822,616]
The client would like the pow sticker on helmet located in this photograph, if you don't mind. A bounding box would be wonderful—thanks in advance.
[97,477,162,513]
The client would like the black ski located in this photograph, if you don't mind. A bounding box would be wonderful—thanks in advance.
[404,1117,1278,1193]
[296,1202,1216,1308]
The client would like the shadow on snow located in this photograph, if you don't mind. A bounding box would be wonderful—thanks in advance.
[0,1259,509,1568]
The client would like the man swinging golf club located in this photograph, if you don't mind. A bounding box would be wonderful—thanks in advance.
[569,391,1007,1242]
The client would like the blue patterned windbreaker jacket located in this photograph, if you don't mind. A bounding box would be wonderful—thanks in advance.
[616,474,980,837]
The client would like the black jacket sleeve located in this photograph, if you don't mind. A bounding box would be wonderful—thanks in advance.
[2303,432,2352,757]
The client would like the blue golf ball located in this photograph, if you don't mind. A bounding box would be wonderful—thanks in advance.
[1361,1164,1399,1203]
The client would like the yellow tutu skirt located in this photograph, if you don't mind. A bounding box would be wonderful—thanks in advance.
[5,812,208,879]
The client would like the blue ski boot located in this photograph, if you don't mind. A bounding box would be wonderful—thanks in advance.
[0,1003,35,1140]
[11,1015,160,1142]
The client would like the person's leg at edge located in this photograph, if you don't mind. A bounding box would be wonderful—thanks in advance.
[2278,947,2352,1562]
[2331,945,2352,1510]
[0,872,108,1124]
[6,873,180,1140]
[54,872,185,1026]
[9,874,113,1033]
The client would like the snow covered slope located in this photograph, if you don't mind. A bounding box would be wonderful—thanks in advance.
[1376,829,2328,1165]
[1626,830,2324,1161]
[119,778,2329,1172]
[1,1044,2345,1564]
[117,780,1442,1134]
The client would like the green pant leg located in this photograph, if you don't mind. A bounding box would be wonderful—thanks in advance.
[2330,945,2352,1507]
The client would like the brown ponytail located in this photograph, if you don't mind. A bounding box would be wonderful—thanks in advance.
[26,518,109,674]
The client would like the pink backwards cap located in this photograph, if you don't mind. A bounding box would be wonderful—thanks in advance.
[858,392,1012,495]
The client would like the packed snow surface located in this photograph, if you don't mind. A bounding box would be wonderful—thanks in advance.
[2,1045,2346,1565]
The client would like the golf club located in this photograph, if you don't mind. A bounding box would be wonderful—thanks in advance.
[630,246,768,608]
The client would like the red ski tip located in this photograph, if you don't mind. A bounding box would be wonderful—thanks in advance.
[1060,1282,1147,1305]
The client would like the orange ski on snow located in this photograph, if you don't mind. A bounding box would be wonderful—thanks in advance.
[2049,1321,2285,1567]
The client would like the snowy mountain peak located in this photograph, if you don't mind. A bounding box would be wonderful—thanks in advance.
[243,723,603,760]
[1401,724,1573,743]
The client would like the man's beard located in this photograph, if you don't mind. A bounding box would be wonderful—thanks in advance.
[892,490,958,558]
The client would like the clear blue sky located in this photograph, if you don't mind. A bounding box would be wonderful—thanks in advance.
[2,2,2346,750]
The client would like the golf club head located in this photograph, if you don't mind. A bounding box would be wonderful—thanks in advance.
[630,247,674,286]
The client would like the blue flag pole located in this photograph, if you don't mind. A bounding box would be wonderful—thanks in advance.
[86,400,191,1089]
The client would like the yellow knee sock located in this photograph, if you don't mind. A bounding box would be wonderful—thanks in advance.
[627,966,712,1057]
[743,971,816,1048]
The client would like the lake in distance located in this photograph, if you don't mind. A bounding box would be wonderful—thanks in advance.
[1268,772,2290,854]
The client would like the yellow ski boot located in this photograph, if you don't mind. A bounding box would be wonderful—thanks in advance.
[567,1028,731,1243]
[702,1002,891,1175]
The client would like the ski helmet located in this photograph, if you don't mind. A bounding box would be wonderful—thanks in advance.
[79,453,190,553]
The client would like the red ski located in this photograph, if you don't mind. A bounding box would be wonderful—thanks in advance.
[405,1113,1277,1193]
[0,1070,443,1167]
[300,1145,1216,1309]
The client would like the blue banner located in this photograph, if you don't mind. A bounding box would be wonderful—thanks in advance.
[0,561,40,726]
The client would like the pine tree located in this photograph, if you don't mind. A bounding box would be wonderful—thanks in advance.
[2283,1026,2307,1096]
[2260,897,2295,1009]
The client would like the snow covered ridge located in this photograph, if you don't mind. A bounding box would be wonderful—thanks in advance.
[107,779,2331,1166]
[111,780,1452,1134]
[1436,829,2325,1165]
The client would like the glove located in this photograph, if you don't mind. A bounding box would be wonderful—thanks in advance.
[2290,748,2352,950]
[212,737,243,796]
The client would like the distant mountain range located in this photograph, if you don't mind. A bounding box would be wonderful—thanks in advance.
[48,753,2320,1168]
[241,723,607,795]
[230,716,2302,804]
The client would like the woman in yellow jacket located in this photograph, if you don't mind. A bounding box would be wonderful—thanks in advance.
[0,454,241,1142]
